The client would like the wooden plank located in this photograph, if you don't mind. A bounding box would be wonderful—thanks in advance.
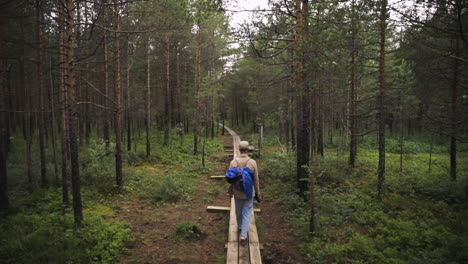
[249,213,262,264]
[227,197,239,263]
[210,175,225,179]
[239,240,250,264]
[226,243,264,250]
[207,206,261,213]
[239,208,250,264]
[207,206,230,213]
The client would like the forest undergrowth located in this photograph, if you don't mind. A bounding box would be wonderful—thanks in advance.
[257,132,468,264]
[1,131,222,263]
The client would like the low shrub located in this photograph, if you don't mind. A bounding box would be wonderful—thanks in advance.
[0,211,131,264]
[174,221,205,241]
[148,174,192,203]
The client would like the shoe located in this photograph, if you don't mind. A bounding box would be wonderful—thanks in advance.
[240,237,248,246]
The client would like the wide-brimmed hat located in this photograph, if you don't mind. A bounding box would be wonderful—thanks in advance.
[239,141,249,151]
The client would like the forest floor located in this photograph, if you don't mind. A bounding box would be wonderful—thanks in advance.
[115,135,304,264]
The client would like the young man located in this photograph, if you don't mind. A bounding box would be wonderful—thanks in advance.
[228,141,261,245]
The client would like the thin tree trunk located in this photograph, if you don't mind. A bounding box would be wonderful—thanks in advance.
[58,1,69,204]
[126,33,131,152]
[114,0,123,187]
[295,0,310,198]
[164,36,171,146]
[193,31,201,155]
[66,0,83,225]
[36,3,47,188]
[449,38,459,181]
[103,33,110,149]
[85,63,90,145]
[49,56,59,184]
[399,92,404,174]
[349,0,358,168]
[377,0,388,197]
[146,37,151,157]
[176,43,181,123]
[20,52,33,189]
[0,57,10,214]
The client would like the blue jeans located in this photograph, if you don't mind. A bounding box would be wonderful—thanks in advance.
[235,197,253,239]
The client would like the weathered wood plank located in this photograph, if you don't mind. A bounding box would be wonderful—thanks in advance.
[207,206,261,213]
[239,240,250,264]
[210,175,225,179]
[227,197,239,263]
[248,213,262,264]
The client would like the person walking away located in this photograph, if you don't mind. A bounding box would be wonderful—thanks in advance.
[228,141,261,245]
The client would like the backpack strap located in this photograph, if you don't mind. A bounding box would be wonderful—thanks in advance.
[234,158,250,168]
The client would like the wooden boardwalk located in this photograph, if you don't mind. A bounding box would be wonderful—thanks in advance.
[222,125,262,264]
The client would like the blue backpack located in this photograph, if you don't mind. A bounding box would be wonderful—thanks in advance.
[225,159,255,199]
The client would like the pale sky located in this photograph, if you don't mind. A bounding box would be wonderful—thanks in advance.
[226,0,270,29]
[226,0,415,29]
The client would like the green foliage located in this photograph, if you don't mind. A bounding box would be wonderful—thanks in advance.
[148,173,193,203]
[0,200,131,264]
[80,139,115,190]
[174,221,205,241]
[359,135,468,154]
[263,139,468,264]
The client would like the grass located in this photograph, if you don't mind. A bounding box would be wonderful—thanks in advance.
[1,129,223,263]
[261,135,468,264]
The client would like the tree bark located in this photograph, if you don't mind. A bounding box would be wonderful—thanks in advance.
[58,0,69,204]
[295,0,310,199]
[349,0,358,168]
[146,37,151,157]
[36,2,47,188]
[66,0,83,225]
[164,36,171,146]
[103,33,110,149]
[126,34,131,152]
[0,57,10,215]
[449,38,459,181]
[49,56,59,184]
[114,0,123,187]
[377,0,388,197]
[193,30,201,155]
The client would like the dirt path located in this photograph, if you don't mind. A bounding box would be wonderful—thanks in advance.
[115,136,232,263]
[114,135,304,263]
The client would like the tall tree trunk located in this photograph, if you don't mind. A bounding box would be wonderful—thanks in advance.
[36,3,47,188]
[176,44,181,123]
[58,0,69,204]
[349,0,358,168]
[66,0,83,225]
[114,0,123,187]
[126,34,131,152]
[0,57,10,215]
[449,38,459,181]
[103,33,110,149]
[377,0,388,197]
[20,50,33,189]
[193,31,201,155]
[295,0,310,198]
[146,37,151,157]
[59,4,69,204]
[49,56,59,184]
[164,36,171,146]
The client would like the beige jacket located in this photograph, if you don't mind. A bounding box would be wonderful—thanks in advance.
[228,154,260,200]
